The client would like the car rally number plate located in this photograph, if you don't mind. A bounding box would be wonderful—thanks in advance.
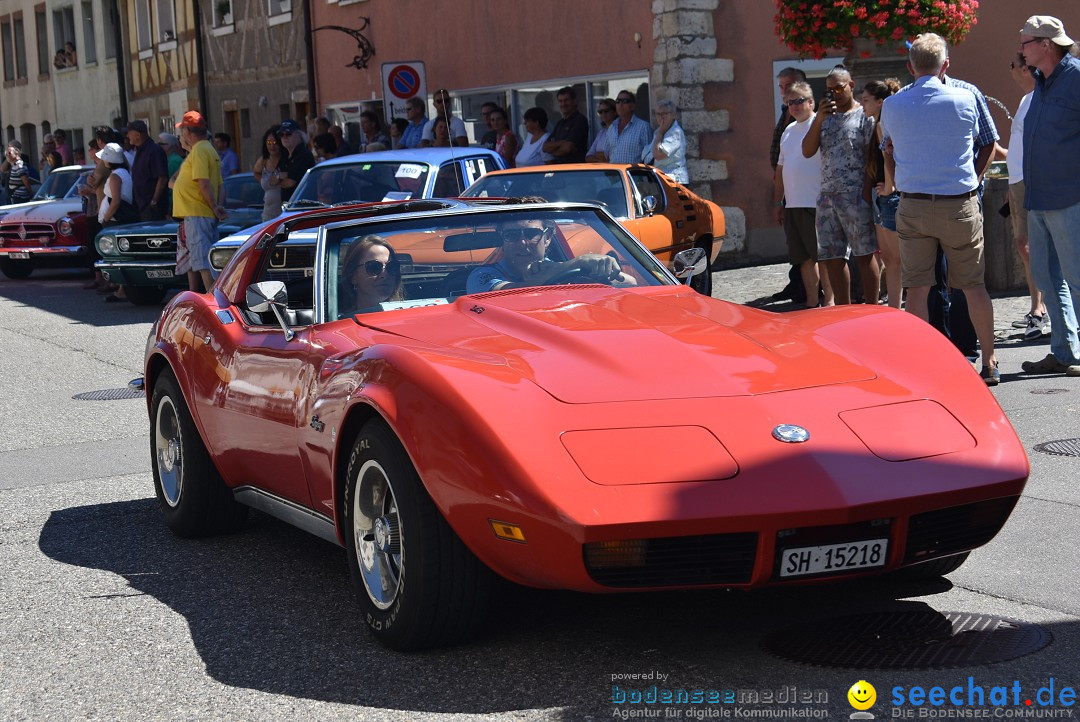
[780,539,888,577]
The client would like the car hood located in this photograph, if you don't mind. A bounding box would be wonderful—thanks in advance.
[110,221,179,235]
[357,286,876,403]
[0,199,54,214]
[0,199,81,222]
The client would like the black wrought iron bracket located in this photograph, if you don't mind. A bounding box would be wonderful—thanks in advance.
[313,17,375,70]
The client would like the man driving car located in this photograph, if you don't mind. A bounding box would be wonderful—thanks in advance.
[465,218,634,294]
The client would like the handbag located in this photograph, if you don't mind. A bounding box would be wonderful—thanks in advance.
[112,199,140,225]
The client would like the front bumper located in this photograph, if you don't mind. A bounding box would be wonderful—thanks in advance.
[96,259,183,287]
[0,245,85,257]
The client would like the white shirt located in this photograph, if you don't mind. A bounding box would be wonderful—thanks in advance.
[516,132,554,167]
[777,117,822,209]
[422,115,468,143]
[100,168,133,223]
[1007,92,1032,184]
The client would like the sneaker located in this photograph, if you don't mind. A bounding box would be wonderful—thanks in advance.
[1024,314,1049,340]
[1012,313,1034,329]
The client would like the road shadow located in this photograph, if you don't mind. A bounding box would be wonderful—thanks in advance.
[0,271,172,328]
[38,498,1049,718]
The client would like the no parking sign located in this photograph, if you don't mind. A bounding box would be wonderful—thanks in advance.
[381,61,427,122]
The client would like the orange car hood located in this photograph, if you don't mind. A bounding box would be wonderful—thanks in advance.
[358,286,876,403]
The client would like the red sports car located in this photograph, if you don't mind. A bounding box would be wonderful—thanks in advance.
[0,166,94,279]
[144,201,1028,650]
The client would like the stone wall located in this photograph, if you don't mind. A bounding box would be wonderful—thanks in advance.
[651,0,745,252]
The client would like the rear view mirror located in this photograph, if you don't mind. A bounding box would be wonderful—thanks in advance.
[672,247,707,285]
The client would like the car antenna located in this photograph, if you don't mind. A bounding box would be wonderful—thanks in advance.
[439,89,462,196]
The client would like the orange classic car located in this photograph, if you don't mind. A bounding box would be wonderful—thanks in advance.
[146,201,1027,651]
[460,163,725,296]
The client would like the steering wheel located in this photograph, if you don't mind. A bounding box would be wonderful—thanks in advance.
[546,264,617,286]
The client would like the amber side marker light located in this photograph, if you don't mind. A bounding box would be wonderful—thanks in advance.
[489,520,527,543]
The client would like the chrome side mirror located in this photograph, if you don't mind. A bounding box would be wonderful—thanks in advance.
[642,195,657,217]
[246,281,294,341]
[672,247,707,285]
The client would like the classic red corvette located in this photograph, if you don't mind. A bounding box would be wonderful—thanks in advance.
[144,201,1028,650]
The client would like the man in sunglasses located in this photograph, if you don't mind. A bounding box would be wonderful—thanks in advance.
[466,217,632,294]
[773,82,831,309]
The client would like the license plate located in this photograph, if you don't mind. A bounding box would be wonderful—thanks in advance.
[146,269,174,279]
[9,252,29,259]
[780,539,888,578]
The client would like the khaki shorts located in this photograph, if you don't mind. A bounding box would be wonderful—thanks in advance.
[1009,181,1028,240]
[896,194,985,289]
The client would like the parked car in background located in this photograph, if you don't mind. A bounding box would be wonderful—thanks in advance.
[0,166,94,279]
[460,163,725,296]
[147,201,1026,651]
[206,149,504,275]
[94,173,264,305]
[0,165,86,222]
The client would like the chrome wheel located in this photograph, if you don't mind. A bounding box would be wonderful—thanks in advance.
[352,460,402,610]
[154,396,183,507]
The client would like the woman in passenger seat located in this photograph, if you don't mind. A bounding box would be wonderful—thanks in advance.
[341,235,405,315]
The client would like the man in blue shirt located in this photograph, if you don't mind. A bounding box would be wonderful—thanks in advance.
[400,97,427,149]
[881,32,999,384]
[1018,16,1080,378]
[213,133,240,178]
[602,91,652,164]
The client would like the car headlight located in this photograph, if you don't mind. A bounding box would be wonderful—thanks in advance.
[58,217,74,236]
[97,234,117,255]
[209,246,238,271]
[117,237,130,252]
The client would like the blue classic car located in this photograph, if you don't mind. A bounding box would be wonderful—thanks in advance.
[95,173,264,304]
[208,148,504,275]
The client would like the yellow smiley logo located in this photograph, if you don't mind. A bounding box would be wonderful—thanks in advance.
[848,680,877,711]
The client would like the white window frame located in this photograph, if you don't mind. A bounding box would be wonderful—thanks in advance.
[80,1,96,65]
[267,0,291,26]
[134,0,152,58]
[154,0,176,51]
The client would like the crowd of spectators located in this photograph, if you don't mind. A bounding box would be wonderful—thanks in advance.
[769,15,1080,385]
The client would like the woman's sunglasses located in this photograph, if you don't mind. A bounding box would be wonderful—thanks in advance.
[362,259,401,276]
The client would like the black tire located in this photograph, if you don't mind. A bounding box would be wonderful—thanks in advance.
[890,551,970,580]
[0,258,33,279]
[150,369,247,537]
[688,242,713,297]
[123,285,168,306]
[344,418,493,650]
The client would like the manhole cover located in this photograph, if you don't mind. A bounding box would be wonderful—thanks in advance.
[1033,438,1080,458]
[1030,388,1069,395]
[761,611,1050,669]
[73,387,145,401]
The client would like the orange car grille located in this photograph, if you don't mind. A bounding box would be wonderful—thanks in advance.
[904,496,1018,563]
[583,533,758,588]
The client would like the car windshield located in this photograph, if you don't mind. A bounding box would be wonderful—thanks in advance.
[288,161,432,210]
[63,172,92,200]
[224,174,263,209]
[323,206,671,319]
[36,169,83,200]
[461,170,630,219]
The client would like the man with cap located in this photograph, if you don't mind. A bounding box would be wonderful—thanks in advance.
[1018,16,1080,379]
[127,120,169,221]
[268,119,314,204]
[171,111,226,293]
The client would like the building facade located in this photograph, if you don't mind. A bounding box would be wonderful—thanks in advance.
[199,0,309,171]
[123,0,200,137]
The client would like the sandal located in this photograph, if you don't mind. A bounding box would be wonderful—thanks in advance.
[980,364,1000,386]
[1021,354,1069,374]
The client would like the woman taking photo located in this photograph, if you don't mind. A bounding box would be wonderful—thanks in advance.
[253,126,283,222]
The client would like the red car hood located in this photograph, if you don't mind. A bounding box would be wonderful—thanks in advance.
[359,286,876,403]
[0,198,81,222]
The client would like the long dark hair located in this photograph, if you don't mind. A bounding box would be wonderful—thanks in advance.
[260,125,281,160]
[340,235,406,307]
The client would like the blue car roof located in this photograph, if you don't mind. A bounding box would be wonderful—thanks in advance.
[314,147,501,168]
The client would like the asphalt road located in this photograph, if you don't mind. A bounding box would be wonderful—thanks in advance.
[1,268,1077,722]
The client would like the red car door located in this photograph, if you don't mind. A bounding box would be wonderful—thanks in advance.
[195,312,317,508]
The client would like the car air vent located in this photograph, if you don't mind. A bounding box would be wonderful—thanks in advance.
[904,497,1019,563]
[584,532,758,588]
